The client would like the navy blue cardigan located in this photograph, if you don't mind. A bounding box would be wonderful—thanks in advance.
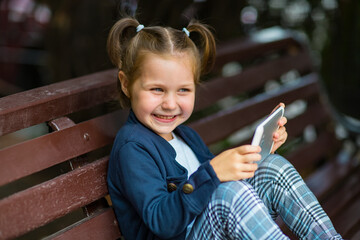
[107,111,221,240]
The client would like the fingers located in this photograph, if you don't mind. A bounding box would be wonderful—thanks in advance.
[274,125,287,138]
[240,172,256,179]
[271,102,285,114]
[232,161,258,172]
[245,152,262,163]
[278,116,287,126]
[272,125,288,153]
[235,145,261,154]
[210,145,262,182]
[237,164,258,179]
[231,159,259,179]
[234,146,262,164]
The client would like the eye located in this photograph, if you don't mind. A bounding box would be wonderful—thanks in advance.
[151,88,163,92]
[179,88,190,93]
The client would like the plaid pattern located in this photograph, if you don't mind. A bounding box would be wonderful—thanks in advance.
[247,154,342,239]
[187,155,342,240]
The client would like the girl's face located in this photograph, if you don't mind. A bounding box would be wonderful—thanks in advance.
[124,53,196,141]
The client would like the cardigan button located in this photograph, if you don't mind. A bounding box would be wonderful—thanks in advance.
[167,183,177,192]
[182,183,194,194]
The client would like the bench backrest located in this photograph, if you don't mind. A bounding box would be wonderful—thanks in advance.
[0,27,340,239]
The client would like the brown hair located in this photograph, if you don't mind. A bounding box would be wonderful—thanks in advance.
[107,17,216,108]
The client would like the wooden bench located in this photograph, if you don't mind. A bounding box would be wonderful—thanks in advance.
[1,27,359,239]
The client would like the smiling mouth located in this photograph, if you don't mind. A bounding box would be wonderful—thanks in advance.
[153,114,177,120]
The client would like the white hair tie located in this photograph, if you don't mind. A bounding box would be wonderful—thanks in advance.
[136,24,144,32]
[182,27,190,37]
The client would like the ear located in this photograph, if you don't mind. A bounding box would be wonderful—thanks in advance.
[118,71,130,98]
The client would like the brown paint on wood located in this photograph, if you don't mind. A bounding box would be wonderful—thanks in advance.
[195,51,313,111]
[48,209,121,240]
[305,156,354,200]
[214,34,302,70]
[232,101,331,151]
[322,169,360,218]
[286,131,339,173]
[0,69,118,136]
[285,101,330,141]
[0,110,127,187]
[48,117,76,131]
[333,196,360,238]
[0,157,109,239]
[190,74,319,145]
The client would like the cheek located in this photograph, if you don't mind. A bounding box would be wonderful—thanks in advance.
[180,94,195,116]
[132,92,159,113]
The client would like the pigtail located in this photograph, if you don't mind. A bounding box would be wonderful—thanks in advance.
[107,17,139,69]
[107,17,140,108]
[186,21,216,75]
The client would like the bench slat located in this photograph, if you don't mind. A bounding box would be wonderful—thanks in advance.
[0,157,109,239]
[348,228,360,239]
[332,195,360,238]
[0,69,118,136]
[224,101,330,153]
[322,169,360,237]
[286,131,339,172]
[195,51,313,111]
[305,156,355,200]
[0,110,127,187]
[190,73,319,145]
[285,101,329,141]
[214,33,301,69]
[323,169,360,218]
[47,209,121,240]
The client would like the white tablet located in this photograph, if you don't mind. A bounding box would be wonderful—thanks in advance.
[251,106,284,162]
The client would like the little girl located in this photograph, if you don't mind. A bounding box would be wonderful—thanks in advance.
[106,17,342,240]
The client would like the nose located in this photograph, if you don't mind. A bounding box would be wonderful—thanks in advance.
[162,93,177,110]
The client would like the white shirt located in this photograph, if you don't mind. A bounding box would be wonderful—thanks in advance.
[168,133,201,178]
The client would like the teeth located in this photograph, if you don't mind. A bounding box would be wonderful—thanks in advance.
[154,114,175,119]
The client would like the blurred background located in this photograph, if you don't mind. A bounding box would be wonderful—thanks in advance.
[0,0,359,134]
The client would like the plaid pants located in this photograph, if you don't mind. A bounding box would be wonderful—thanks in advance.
[187,154,342,240]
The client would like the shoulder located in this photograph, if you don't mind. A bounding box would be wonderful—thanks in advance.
[176,124,206,147]
[111,114,176,159]
[175,125,214,160]
[109,122,172,174]
[176,124,202,140]
[113,120,163,154]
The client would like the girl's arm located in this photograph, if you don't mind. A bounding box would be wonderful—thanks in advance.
[210,103,288,182]
[113,142,219,238]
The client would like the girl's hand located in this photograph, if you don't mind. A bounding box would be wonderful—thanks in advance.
[271,103,288,153]
[210,145,261,182]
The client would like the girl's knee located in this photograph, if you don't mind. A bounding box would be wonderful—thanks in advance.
[213,181,257,204]
[218,181,253,193]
